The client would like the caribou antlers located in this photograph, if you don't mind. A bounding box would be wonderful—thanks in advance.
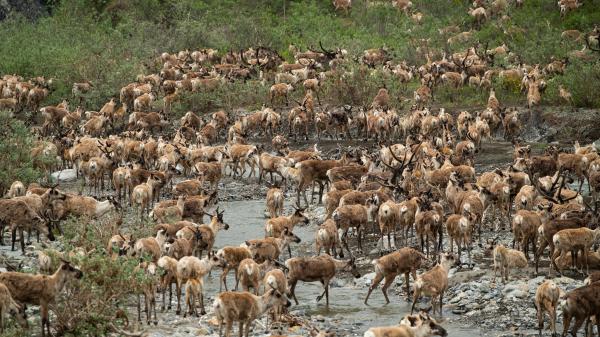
[531,169,580,204]
[380,142,421,185]
[292,201,305,212]
[319,41,337,59]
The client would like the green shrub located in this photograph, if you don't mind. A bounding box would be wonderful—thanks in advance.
[0,0,597,113]
[0,111,43,195]
[29,215,155,336]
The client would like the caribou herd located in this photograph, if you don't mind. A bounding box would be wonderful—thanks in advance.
[0,1,600,336]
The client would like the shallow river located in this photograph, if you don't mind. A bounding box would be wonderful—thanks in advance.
[1,140,532,336]
[197,200,502,337]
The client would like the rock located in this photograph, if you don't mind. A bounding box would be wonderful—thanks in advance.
[330,278,345,287]
[360,272,376,286]
[452,308,467,314]
[51,169,77,182]
[466,302,480,310]
[482,294,493,301]
[465,310,479,317]
[511,290,527,299]
[528,276,545,285]
[450,292,466,304]
[196,327,211,335]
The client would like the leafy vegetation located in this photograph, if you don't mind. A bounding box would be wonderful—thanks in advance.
[0,111,43,195]
[47,215,155,336]
[0,0,597,113]
[0,215,155,337]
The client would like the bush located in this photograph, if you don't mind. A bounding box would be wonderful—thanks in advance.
[0,0,598,112]
[0,111,43,195]
[5,215,158,336]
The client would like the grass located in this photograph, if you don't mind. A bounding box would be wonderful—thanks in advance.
[0,0,597,114]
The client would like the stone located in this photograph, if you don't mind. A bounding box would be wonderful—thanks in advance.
[51,169,77,182]
[375,236,397,251]
[361,272,376,286]
[196,327,211,335]
[466,302,480,310]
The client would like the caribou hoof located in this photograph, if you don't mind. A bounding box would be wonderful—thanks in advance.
[175,310,181,315]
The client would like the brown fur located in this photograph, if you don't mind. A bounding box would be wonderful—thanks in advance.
[493,244,527,282]
[411,253,456,316]
[246,229,301,262]
[315,219,341,257]
[215,247,253,291]
[535,215,589,273]
[561,282,600,337]
[213,289,290,337]
[286,255,360,306]
[364,247,426,305]
[266,187,284,218]
[511,210,542,260]
[332,204,370,256]
[535,280,560,336]
[296,156,349,206]
[265,209,309,238]
[551,227,600,274]
[0,199,53,252]
[323,189,352,219]
[175,256,218,315]
[0,282,27,332]
[0,261,83,337]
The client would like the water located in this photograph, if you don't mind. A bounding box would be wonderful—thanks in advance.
[200,199,500,337]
